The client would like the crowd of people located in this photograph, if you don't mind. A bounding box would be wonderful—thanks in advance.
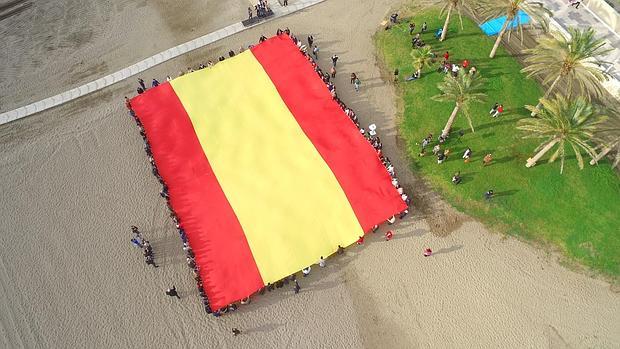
[124,28,410,317]
[397,17,505,203]
[247,0,274,20]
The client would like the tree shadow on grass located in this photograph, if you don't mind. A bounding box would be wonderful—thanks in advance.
[475,117,520,132]
[493,189,519,197]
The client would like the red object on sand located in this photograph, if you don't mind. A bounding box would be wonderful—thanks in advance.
[385,230,393,241]
[424,248,432,257]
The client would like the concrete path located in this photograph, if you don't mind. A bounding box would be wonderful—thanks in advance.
[0,0,325,125]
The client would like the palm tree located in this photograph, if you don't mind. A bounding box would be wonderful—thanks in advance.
[590,136,620,168]
[410,46,434,76]
[517,95,608,174]
[432,70,486,137]
[522,27,612,116]
[437,0,474,41]
[481,0,551,58]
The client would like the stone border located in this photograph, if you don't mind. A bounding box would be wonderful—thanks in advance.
[0,0,326,125]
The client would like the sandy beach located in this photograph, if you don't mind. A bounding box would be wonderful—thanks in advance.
[1,0,619,348]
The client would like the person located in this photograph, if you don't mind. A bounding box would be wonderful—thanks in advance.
[356,236,365,245]
[385,230,393,241]
[312,45,319,58]
[302,267,311,277]
[387,215,396,225]
[405,69,420,81]
[409,22,416,35]
[124,96,132,110]
[485,190,494,200]
[331,54,339,67]
[421,21,427,33]
[437,151,446,164]
[337,245,345,254]
[424,248,433,257]
[569,0,581,8]
[307,35,314,47]
[452,172,462,185]
[166,286,180,299]
[137,87,144,94]
[483,153,493,166]
[451,64,460,77]
[293,279,301,294]
[432,144,441,155]
[248,6,253,19]
[350,72,357,84]
[166,75,172,82]
[469,66,477,75]
[330,66,336,78]
[394,68,399,82]
[462,59,469,69]
[489,102,499,115]
[131,237,143,248]
[443,51,449,62]
[145,254,158,268]
[492,104,504,118]
[228,49,235,57]
[284,0,288,5]
[138,78,146,90]
[390,13,398,23]
[232,328,242,336]
[463,147,472,162]
[319,256,326,268]
[354,77,361,92]
[151,79,159,87]
[434,28,443,39]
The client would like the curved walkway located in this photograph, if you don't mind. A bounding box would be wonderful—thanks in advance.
[0,0,325,125]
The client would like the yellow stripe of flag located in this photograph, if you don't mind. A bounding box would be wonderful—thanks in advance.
[170,51,364,283]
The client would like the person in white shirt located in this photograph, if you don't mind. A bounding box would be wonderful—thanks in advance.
[319,257,326,268]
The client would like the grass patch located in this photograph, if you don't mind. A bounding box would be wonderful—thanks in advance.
[375,9,620,278]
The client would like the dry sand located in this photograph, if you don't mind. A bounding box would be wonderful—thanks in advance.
[1,0,619,348]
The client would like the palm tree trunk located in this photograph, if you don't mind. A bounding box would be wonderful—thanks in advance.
[489,19,510,58]
[441,105,460,138]
[589,144,614,165]
[531,75,562,116]
[526,138,559,168]
[440,5,452,42]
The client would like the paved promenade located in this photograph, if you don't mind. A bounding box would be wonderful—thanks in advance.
[0,0,325,125]
[541,0,620,93]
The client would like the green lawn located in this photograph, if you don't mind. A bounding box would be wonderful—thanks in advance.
[375,9,620,278]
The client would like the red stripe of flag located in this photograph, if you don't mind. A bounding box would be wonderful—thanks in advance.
[130,84,264,310]
[251,36,407,232]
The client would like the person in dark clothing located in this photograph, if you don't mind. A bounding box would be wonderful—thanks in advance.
[409,22,416,35]
[307,35,314,47]
[232,328,242,336]
[151,79,159,87]
[166,286,180,299]
[485,190,494,200]
[248,6,253,19]
[228,50,235,57]
[138,78,146,90]
[293,279,301,294]
[137,87,144,94]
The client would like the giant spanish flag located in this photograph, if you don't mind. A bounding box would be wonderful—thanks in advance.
[131,35,407,310]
